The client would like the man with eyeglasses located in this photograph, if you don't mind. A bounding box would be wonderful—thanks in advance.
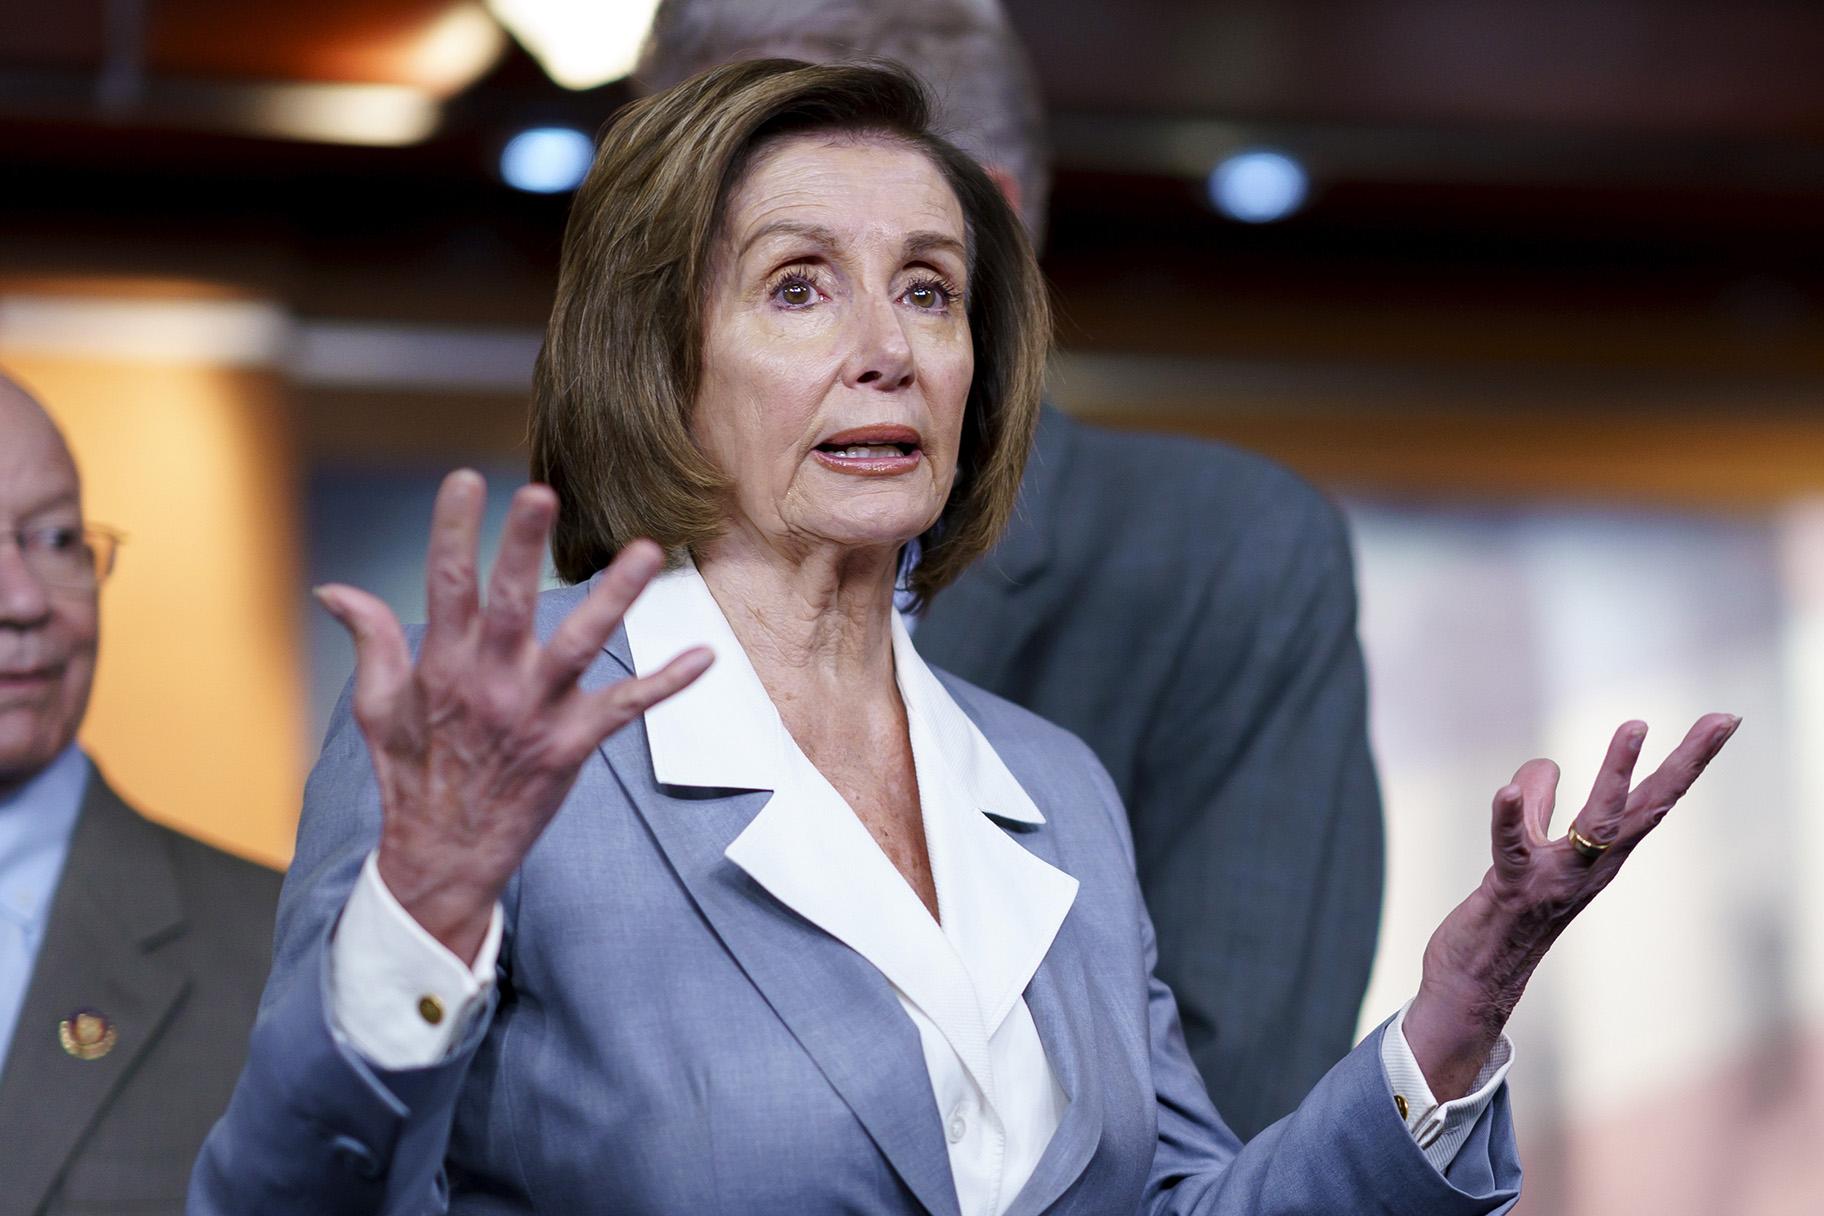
[0,372,280,1216]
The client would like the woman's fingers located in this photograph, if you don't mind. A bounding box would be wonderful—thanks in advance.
[1511,758,1560,842]
[1616,712,1741,836]
[1421,712,1738,1077]
[315,583,411,737]
[578,646,714,745]
[1489,783,1530,879]
[480,484,558,660]
[421,470,487,663]
[1564,720,1647,850]
[536,540,666,693]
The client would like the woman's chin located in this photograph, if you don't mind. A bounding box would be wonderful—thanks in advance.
[788,486,942,553]
[823,522,931,554]
[794,508,937,556]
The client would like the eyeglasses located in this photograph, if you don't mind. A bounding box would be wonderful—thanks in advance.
[2,524,123,591]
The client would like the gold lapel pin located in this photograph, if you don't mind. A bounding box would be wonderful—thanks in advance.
[59,1009,118,1061]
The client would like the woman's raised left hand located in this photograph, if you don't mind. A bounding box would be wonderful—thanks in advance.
[314,472,712,964]
[1401,712,1740,1100]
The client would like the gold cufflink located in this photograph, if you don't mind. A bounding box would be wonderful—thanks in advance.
[417,995,445,1026]
[1394,1094,1409,1119]
[60,1009,118,1061]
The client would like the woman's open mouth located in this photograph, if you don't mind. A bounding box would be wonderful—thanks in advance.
[812,425,923,476]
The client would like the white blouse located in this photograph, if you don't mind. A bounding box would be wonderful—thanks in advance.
[327,562,1510,1213]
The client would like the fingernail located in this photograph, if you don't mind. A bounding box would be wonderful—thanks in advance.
[311,585,337,611]
[1628,727,1646,752]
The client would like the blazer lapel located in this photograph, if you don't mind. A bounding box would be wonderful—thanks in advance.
[0,773,189,1216]
[988,817,1106,1216]
[914,403,1073,687]
[586,635,963,1216]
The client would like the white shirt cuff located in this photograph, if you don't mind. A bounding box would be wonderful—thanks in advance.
[326,851,503,1070]
[1380,999,1514,1174]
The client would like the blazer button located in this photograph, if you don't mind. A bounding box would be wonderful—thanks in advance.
[330,1135,382,1179]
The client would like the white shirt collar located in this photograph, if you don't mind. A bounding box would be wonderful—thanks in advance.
[622,558,789,791]
[623,558,1046,826]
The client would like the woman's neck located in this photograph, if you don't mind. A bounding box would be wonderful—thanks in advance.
[693,535,901,702]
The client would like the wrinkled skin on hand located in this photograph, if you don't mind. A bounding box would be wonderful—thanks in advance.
[1404,712,1741,1100]
[315,470,713,962]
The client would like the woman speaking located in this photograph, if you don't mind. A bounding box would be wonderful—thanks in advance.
[191,60,1735,1215]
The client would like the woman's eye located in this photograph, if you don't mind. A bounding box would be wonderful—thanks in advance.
[903,281,951,311]
[771,275,820,307]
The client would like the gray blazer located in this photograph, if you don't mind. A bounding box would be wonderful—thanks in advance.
[191,583,1514,1215]
[0,768,280,1216]
[917,406,1384,1139]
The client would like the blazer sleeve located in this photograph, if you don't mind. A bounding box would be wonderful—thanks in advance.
[1133,475,1385,1140]
[188,680,495,1216]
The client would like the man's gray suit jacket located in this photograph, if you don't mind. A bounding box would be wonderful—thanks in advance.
[0,766,280,1216]
[917,406,1384,1139]
[190,583,1515,1215]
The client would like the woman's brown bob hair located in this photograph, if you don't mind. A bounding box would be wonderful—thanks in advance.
[531,58,1050,604]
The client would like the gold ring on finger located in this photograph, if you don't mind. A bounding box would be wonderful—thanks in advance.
[1566,825,1612,862]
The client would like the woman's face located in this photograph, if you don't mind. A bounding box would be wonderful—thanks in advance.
[694,133,974,564]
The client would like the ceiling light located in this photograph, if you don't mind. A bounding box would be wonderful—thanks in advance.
[486,0,663,90]
[1208,150,1310,224]
[242,82,440,146]
[500,127,595,193]
[405,2,510,97]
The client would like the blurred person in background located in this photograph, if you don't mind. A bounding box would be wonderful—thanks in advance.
[0,372,280,1216]
[193,61,1734,1216]
[636,0,1384,1139]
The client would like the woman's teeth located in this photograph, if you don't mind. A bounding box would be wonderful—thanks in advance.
[829,445,906,458]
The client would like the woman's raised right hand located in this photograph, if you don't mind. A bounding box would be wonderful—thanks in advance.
[314,470,712,963]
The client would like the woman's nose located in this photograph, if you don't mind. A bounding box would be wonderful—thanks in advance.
[846,297,915,390]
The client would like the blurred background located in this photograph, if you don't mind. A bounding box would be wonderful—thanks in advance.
[2,1,1821,1210]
